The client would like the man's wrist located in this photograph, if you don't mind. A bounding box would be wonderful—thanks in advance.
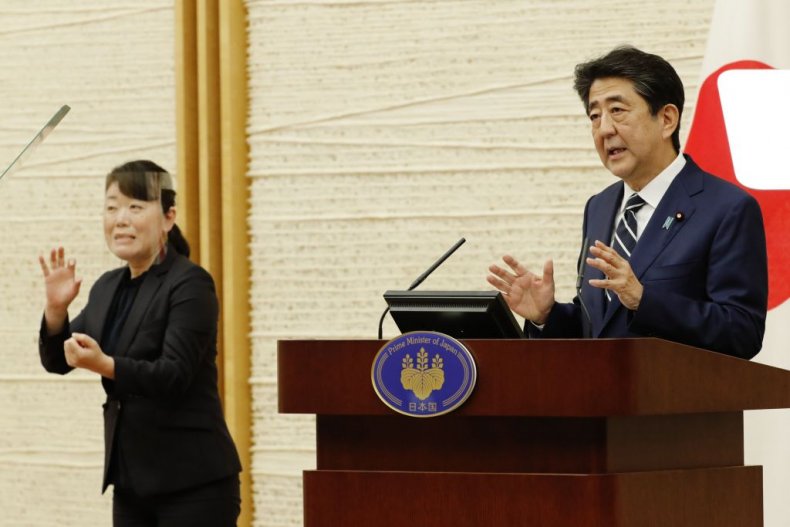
[533,301,555,326]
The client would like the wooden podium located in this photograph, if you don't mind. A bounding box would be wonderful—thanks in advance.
[278,338,790,526]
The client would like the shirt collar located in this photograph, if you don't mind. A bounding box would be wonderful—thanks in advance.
[623,152,686,210]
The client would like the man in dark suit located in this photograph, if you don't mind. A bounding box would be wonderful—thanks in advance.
[488,46,768,359]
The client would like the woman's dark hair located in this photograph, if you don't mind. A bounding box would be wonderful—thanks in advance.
[573,46,685,153]
[105,160,190,257]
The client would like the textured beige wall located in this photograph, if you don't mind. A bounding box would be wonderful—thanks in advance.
[246,0,714,525]
[0,2,175,525]
[5,2,758,526]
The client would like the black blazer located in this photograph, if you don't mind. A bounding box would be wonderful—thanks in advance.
[39,248,241,496]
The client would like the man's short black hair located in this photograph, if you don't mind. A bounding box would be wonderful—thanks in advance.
[573,46,685,153]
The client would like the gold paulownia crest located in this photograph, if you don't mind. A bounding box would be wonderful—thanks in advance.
[401,347,445,400]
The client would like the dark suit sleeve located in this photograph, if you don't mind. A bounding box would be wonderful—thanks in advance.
[38,311,86,375]
[630,194,767,359]
[535,301,584,338]
[112,265,218,400]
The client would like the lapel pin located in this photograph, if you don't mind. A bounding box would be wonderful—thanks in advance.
[663,211,685,230]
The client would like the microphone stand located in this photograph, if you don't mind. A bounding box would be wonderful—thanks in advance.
[377,238,466,339]
[576,236,593,338]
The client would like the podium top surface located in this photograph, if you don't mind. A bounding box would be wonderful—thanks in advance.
[278,338,790,417]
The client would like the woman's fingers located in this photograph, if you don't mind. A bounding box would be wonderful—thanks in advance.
[44,247,74,272]
[38,255,50,277]
[49,247,66,268]
[72,332,97,348]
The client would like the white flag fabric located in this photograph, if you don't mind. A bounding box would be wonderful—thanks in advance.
[686,1,790,525]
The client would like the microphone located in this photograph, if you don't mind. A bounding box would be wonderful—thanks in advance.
[377,238,466,339]
[1,105,70,183]
[576,236,592,338]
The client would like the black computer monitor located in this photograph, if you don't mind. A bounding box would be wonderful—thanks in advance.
[383,290,525,339]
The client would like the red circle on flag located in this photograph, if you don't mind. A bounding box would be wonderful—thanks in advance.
[686,60,790,310]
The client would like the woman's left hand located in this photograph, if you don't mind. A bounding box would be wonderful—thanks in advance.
[64,333,115,379]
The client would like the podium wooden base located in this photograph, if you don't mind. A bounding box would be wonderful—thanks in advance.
[304,466,762,527]
[281,338,790,527]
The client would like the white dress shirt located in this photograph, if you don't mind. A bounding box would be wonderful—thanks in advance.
[612,153,686,242]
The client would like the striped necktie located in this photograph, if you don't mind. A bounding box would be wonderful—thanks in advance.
[607,193,646,302]
[614,193,646,259]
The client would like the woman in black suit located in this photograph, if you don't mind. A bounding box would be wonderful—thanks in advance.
[38,160,241,526]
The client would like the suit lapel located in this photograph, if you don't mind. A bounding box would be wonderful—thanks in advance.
[599,157,703,333]
[113,248,177,358]
[629,160,701,280]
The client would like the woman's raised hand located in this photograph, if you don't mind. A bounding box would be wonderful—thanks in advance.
[39,248,82,330]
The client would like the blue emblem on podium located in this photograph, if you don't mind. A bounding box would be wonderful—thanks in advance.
[372,331,477,417]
